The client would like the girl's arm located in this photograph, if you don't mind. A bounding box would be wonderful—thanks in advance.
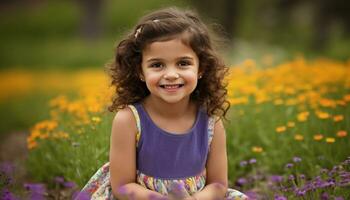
[192,119,228,199]
[109,107,165,200]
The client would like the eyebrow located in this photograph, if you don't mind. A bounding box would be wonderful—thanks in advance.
[146,56,194,63]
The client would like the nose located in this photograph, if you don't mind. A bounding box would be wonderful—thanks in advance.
[163,69,179,80]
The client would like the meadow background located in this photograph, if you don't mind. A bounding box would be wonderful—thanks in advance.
[0,0,349,199]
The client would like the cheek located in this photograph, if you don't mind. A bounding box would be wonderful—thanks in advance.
[183,71,199,84]
[144,73,160,85]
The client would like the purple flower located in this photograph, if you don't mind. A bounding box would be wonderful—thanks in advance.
[274,195,287,200]
[24,183,46,194]
[24,183,46,200]
[245,191,258,199]
[335,197,344,200]
[1,188,18,200]
[237,178,247,186]
[293,157,302,163]
[240,160,248,167]
[295,189,306,196]
[321,192,330,200]
[288,175,295,181]
[299,174,305,179]
[270,175,283,183]
[249,158,257,164]
[63,181,76,188]
[285,163,294,168]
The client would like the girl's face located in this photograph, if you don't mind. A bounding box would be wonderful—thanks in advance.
[140,37,200,105]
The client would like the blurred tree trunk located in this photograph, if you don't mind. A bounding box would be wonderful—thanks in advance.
[77,0,104,41]
[191,0,238,39]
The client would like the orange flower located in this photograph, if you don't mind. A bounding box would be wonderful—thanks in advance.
[294,134,304,141]
[313,134,324,141]
[319,98,336,108]
[333,115,344,122]
[276,126,287,133]
[27,141,37,150]
[337,130,347,137]
[336,100,346,106]
[325,137,335,143]
[344,94,350,102]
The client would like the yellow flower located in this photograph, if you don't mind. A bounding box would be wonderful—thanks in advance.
[294,134,304,141]
[30,130,41,139]
[251,146,263,153]
[297,112,309,122]
[325,137,335,143]
[333,115,344,122]
[313,134,324,141]
[228,97,248,105]
[316,111,330,119]
[287,121,295,128]
[276,126,287,133]
[92,116,101,123]
[337,130,347,137]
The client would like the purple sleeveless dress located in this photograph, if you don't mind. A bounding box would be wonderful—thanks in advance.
[78,104,248,199]
[135,103,209,179]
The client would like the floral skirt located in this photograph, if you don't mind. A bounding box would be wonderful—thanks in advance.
[77,162,248,200]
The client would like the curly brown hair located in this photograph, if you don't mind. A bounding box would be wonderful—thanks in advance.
[107,7,230,118]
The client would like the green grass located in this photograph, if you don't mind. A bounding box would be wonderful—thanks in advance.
[0,93,53,136]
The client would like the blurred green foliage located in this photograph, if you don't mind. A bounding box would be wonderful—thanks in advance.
[0,0,187,69]
[1,0,349,70]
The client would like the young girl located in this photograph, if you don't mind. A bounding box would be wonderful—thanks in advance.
[79,7,247,200]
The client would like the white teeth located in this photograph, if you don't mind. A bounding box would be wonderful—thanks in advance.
[164,85,179,89]
[161,84,183,89]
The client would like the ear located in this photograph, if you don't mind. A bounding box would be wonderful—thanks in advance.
[139,73,145,81]
[198,71,203,79]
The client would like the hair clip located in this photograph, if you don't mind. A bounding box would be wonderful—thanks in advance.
[134,27,142,38]
[152,19,160,23]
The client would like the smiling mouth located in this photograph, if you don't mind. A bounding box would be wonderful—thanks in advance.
[159,84,184,89]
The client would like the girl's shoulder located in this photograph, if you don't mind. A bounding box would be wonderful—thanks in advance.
[112,106,138,135]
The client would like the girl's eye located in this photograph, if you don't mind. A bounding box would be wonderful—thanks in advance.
[150,62,163,68]
[178,60,191,67]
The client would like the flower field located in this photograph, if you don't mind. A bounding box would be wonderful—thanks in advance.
[1,57,349,199]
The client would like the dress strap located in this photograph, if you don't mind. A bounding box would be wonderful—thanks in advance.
[128,105,141,147]
[208,116,216,149]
